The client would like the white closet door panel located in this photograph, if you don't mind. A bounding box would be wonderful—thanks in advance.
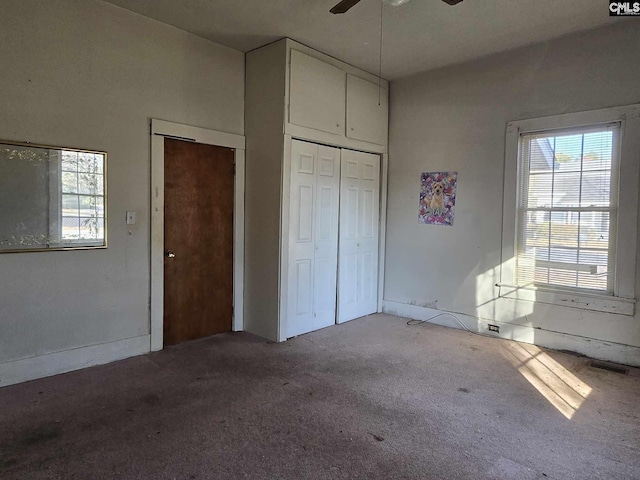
[356,154,380,314]
[289,50,346,136]
[288,140,317,337]
[359,251,375,303]
[294,260,313,316]
[288,140,340,337]
[338,149,380,324]
[313,145,340,330]
[297,185,313,241]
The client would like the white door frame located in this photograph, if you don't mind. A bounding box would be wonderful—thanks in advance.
[150,119,245,351]
[378,153,388,313]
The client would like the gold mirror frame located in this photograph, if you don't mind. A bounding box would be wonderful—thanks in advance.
[0,140,107,253]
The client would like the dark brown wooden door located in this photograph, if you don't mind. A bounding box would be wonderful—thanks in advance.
[163,138,234,346]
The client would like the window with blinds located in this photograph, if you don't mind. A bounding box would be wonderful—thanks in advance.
[516,123,620,293]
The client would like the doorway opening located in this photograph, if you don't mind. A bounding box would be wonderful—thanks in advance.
[150,120,245,350]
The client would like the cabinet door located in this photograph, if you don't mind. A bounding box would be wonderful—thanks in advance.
[287,140,340,338]
[289,50,346,136]
[338,149,380,324]
[346,74,388,145]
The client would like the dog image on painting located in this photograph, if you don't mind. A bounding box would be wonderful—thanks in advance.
[418,172,457,226]
[429,181,445,215]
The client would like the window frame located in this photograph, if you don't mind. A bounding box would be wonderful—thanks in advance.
[516,123,620,294]
[500,104,639,316]
[0,140,107,253]
[57,149,107,247]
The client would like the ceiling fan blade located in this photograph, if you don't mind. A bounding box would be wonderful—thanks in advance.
[330,0,362,14]
[441,0,464,4]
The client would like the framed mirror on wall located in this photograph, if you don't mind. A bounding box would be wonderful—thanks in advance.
[0,141,107,253]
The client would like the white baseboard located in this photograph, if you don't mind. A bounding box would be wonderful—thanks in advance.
[0,335,150,388]
[382,300,640,367]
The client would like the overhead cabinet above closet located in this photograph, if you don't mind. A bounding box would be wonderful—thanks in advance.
[244,38,389,343]
[289,50,346,136]
[288,49,389,146]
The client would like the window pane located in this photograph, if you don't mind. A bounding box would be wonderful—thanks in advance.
[62,216,80,240]
[581,170,610,207]
[78,173,98,194]
[62,171,78,193]
[579,249,608,267]
[523,213,549,249]
[580,213,609,249]
[61,151,78,171]
[79,217,101,239]
[527,173,552,208]
[577,249,609,291]
[577,272,608,291]
[549,247,577,263]
[518,210,549,284]
[96,174,104,195]
[534,266,549,285]
[95,196,105,217]
[550,216,578,248]
[78,196,97,217]
[62,194,79,216]
[516,259,535,284]
[583,131,613,171]
[78,152,98,173]
[552,172,581,207]
[548,267,578,288]
[554,134,583,173]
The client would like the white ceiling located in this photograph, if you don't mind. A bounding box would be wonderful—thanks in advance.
[102,0,623,80]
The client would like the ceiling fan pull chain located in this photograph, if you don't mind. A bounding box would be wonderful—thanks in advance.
[379,0,383,106]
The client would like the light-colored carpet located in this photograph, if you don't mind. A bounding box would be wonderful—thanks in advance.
[0,314,638,479]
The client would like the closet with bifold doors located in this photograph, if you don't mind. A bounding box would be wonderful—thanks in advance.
[244,38,388,342]
[287,140,380,338]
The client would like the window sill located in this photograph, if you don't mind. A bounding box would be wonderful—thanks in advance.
[497,284,636,316]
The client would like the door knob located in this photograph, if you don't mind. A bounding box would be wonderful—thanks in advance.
[165,250,176,258]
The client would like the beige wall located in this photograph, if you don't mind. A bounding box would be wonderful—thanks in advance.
[385,21,640,362]
[0,0,244,364]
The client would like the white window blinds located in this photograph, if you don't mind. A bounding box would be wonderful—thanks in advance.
[516,123,620,293]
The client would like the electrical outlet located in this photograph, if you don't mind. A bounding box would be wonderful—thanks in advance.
[488,324,500,333]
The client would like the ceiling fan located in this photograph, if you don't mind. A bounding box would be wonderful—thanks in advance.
[330,0,463,14]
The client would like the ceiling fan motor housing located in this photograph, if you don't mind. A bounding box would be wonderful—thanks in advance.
[331,0,463,15]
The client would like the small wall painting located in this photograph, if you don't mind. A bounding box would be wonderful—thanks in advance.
[419,172,457,226]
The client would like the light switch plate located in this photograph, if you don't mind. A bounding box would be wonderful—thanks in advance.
[126,211,136,225]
